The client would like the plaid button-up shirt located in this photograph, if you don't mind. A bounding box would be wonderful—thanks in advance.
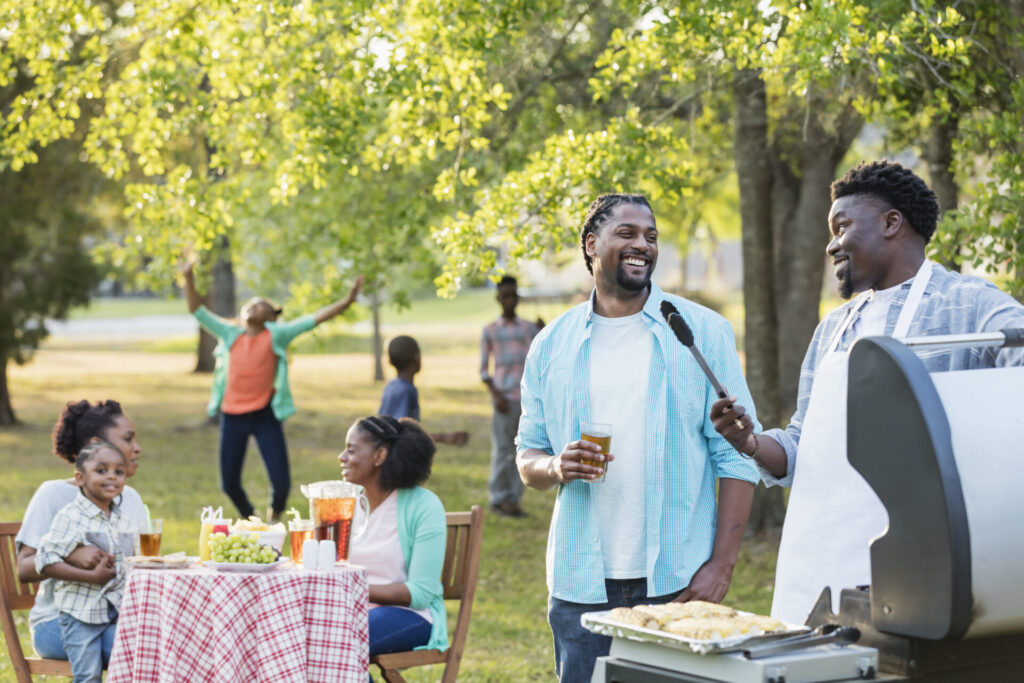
[480,315,540,402]
[36,493,138,624]
[762,262,1024,487]
[516,282,760,603]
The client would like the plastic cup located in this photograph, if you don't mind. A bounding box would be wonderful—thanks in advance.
[580,422,612,483]
[317,540,337,570]
[302,539,319,570]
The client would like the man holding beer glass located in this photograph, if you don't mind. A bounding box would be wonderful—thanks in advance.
[516,193,760,682]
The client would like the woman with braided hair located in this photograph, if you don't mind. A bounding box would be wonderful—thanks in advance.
[16,399,149,662]
[339,415,448,657]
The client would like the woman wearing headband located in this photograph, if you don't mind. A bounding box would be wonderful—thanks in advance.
[339,416,448,657]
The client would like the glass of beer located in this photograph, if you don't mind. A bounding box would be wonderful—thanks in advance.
[139,519,162,556]
[288,518,315,563]
[580,422,612,483]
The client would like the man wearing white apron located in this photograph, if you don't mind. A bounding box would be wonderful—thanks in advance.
[709,160,1024,625]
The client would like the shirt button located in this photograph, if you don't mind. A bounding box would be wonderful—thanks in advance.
[594,536,599,543]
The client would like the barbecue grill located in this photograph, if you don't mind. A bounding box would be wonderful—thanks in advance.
[589,330,1024,682]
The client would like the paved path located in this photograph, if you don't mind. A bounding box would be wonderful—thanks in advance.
[47,315,199,338]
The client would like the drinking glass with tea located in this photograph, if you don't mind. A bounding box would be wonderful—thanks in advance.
[139,518,162,556]
[580,422,612,483]
[288,518,315,563]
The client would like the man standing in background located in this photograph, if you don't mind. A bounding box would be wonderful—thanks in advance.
[481,275,542,518]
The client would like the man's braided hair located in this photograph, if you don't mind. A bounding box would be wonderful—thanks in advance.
[579,193,652,274]
[830,160,939,242]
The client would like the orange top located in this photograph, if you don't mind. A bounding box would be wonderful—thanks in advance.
[221,329,276,414]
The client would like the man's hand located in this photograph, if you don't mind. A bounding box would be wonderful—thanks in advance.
[710,396,755,454]
[673,557,734,604]
[493,394,509,414]
[66,545,110,571]
[85,555,117,586]
[549,439,614,484]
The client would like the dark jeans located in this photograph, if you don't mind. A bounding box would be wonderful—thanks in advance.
[548,578,681,683]
[219,403,290,517]
[368,606,432,657]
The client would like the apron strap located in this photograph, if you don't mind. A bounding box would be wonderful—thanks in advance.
[892,260,932,338]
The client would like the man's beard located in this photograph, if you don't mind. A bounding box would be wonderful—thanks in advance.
[616,262,651,292]
[839,267,854,299]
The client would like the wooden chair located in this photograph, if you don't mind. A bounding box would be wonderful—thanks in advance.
[0,522,73,682]
[372,505,485,683]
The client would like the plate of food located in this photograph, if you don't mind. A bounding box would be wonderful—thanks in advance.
[203,558,289,573]
[126,552,197,570]
[582,600,808,655]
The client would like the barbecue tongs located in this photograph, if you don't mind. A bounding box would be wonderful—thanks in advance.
[718,624,861,659]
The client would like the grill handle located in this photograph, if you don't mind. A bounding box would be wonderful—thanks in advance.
[900,328,1024,352]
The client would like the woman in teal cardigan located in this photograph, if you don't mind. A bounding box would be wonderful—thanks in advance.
[341,415,448,655]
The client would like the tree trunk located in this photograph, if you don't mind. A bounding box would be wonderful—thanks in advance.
[732,68,785,532]
[371,290,384,382]
[733,68,781,428]
[0,356,15,425]
[194,241,237,373]
[732,89,862,531]
[923,114,961,271]
[772,107,863,421]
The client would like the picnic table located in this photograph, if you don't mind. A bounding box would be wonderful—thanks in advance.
[107,562,369,683]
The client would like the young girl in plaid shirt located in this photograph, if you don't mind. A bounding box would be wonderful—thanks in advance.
[36,442,139,683]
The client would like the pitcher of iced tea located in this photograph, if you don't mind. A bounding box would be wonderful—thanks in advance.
[300,480,369,563]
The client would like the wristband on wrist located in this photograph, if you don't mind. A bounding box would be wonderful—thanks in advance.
[739,433,760,460]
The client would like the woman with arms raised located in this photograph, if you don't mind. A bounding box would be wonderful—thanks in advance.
[16,399,147,662]
[340,416,448,656]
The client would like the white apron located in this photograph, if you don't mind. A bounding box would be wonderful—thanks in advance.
[771,261,932,624]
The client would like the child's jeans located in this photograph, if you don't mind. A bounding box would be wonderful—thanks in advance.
[58,605,117,683]
[32,616,116,661]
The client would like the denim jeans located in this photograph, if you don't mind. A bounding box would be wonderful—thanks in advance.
[33,616,117,662]
[368,606,432,658]
[548,578,681,683]
[219,403,290,517]
[58,606,117,683]
[488,401,524,507]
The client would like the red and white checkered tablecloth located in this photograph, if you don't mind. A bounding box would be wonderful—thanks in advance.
[107,563,369,683]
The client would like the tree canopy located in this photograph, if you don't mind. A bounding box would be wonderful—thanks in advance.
[2,0,1022,431]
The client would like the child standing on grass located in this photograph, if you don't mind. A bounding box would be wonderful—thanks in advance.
[36,442,139,683]
[379,335,422,421]
[180,259,363,522]
[378,335,468,446]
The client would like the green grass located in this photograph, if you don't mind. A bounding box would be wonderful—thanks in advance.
[1,292,778,682]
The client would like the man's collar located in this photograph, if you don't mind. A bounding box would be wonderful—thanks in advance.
[587,282,662,322]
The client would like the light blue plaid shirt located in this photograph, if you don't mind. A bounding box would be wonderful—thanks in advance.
[762,263,1024,487]
[516,282,760,604]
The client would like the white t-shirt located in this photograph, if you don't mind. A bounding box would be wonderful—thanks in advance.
[589,311,651,579]
[849,276,915,340]
[347,491,432,623]
[16,479,146,630]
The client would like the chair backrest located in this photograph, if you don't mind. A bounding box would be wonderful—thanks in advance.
[439,506,484,680]
[0,523,37,610]
[1,521,38,683]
